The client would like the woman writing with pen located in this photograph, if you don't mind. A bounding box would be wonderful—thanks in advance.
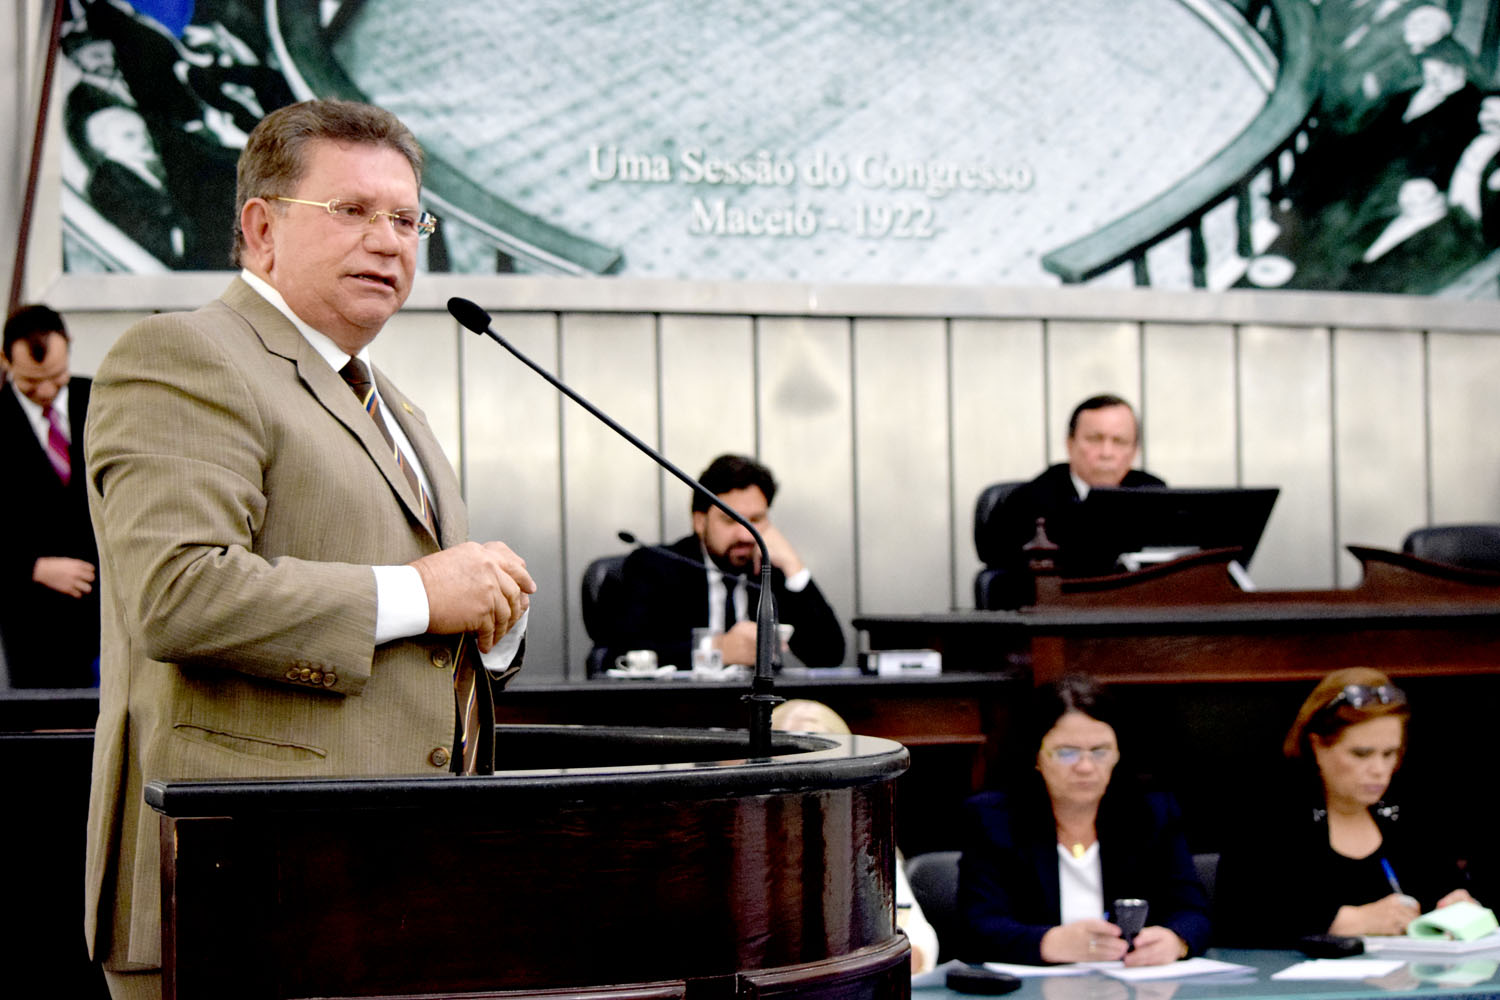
[1215,668,1482,945]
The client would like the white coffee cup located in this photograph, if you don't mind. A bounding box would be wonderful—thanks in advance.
[615,649,658,672]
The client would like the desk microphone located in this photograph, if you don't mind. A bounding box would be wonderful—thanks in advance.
[616,531,762,592]
[448,297,783,754]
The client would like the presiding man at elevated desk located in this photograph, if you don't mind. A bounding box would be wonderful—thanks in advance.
[982,394,1163,607]
[83,100,534,1000]
[613,454,846,670]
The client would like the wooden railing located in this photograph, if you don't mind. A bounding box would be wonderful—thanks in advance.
[1041,0,1319,287]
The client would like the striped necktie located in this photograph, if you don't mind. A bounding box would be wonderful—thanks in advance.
[338,358,492,774]
[42,405,70,485]
[338,358,437,536]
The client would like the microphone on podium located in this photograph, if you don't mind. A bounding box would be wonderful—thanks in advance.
[447,297,784,754]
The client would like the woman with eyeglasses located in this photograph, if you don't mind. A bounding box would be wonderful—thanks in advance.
[1215,667,1481,945]
[956,675,1210,965]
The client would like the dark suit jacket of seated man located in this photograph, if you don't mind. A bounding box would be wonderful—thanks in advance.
[984,395,1164,604]
[612,454,846,671]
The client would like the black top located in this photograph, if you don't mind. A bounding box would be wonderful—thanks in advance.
[611,533,846,670]
[1214,786,1476,947]
[983,464,1165,592]
[956,778,1211,964]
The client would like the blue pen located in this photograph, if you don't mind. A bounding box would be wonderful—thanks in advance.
[1381,858,1419,908]
[1380,857,1402,895]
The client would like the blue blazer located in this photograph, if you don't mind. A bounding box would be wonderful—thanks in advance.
[956,780,1211,964]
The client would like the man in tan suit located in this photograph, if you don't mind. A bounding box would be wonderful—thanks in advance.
[83,100,536,1000]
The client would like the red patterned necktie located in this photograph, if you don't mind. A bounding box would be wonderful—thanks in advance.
[338,358,437,536]
[338,358,492,774]
[42,405,70,485]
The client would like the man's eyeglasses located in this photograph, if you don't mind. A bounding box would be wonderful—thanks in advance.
[1325,683,1406,712]
[1042,745,1118,766]
[267,196,438,240]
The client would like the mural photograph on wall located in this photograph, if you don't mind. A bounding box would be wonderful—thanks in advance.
[54,0,1500,296]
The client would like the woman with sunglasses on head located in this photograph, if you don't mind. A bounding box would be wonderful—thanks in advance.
[1215,667,1480,945]
[956,674,1211,965]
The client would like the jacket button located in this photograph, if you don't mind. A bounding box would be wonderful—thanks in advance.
[309,670,323,684]
[322,672,337,688]
[431,650,451,670]
[284,667,300,680]
[428,747,450,768]
[298,666,312,682]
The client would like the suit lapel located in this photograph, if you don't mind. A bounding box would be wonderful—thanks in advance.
[221,278,439,545]
[2,383,63,486]
[375,369,464,547]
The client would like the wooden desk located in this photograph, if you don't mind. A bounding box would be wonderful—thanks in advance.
[856,546,1500,684]
[493,670,1030,854]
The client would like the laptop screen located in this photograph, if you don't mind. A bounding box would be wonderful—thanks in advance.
[1075,486,1280,569]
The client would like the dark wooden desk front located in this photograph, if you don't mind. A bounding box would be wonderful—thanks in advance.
[856,546,1500,684]
[493,670,1029,854]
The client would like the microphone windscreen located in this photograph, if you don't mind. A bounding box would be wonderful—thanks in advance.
[447,297,493,334]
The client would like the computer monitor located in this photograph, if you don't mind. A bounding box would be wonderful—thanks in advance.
[1075,486,1280,570]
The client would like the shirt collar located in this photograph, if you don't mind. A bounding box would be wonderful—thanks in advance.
[240,268,370,372]
[8,378,69,423]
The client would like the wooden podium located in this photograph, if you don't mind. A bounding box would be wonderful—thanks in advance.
[147,726,911,1000]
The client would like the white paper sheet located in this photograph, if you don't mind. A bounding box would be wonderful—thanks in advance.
[1101,957,1254,980]
[1271,958,1406,980]
[979,958,1252,980]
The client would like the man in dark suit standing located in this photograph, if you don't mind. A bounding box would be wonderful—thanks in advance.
[613,454,845,671]
[0,305,99,687]
[982,395,1165,605]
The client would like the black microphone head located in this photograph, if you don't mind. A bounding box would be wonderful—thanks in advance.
[617,530,639,545]
[446,297,492,334]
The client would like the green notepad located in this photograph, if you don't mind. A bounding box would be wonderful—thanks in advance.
[1408,901,1499,941]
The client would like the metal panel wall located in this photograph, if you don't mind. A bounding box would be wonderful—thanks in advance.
[459,312,566,681]
[758,317,857,651]
[949,319,1045,609]
[1142,323,1238,487]
[559,313,660,678]
[1239,324,1335,588]
[853,318,951,614]
[1332,328,1426,585]
[1428,331,1500,524]
[659,314,756,541]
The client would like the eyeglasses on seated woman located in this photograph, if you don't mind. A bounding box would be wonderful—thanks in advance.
[955,674,1211,966]
[1214,667,1483,945]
